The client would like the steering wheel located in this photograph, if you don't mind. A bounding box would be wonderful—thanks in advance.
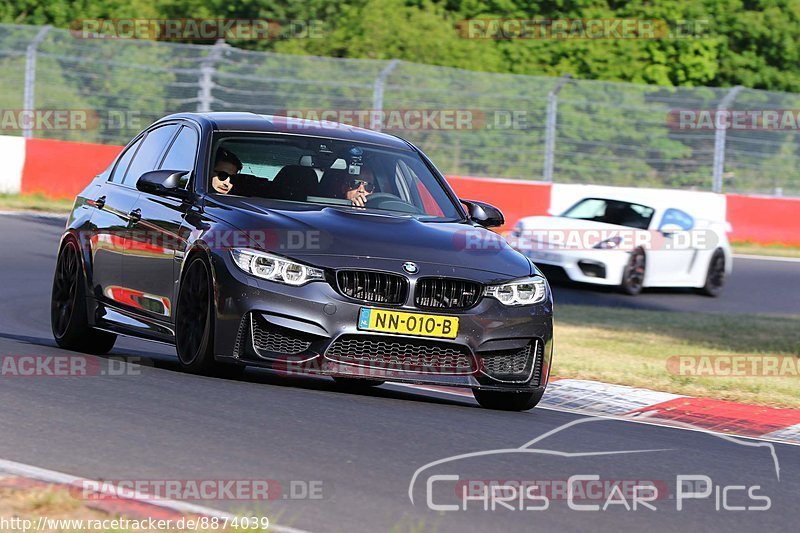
[365,193,419,214]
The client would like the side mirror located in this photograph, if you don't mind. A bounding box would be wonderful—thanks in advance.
[461,199,505,228]
[659,223,683,235]
[136,170,192,200]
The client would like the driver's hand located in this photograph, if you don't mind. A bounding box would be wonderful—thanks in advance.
[348,190,370,207]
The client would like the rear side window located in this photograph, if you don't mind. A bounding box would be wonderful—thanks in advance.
[160,126,199,189]
[110,137,142,184]
[161,126,199,172]
[121,124,180,187]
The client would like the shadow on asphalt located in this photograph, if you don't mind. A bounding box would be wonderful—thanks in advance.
[0,329,471,409]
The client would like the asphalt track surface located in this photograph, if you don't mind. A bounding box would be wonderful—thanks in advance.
[548,258,800,315]
[0,213,798,532]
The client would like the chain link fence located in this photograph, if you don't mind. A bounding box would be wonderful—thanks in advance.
[1,23,798,195]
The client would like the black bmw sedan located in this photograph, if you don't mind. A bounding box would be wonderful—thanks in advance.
[51,112,553,411]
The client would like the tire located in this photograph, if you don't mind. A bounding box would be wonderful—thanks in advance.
[472,389,543,411]
[620,248,646,295]
[175,256,218,374]
[51,238,117,355]
[333,376,385,389]
[698,249,726,297]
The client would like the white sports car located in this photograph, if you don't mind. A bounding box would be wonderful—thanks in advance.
[509,193,733,296]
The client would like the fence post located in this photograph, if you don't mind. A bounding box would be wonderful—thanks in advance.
[371,59,399,131]
[712,85,742,193]
[22,25,52,139]
[197,39,228,113]
[542,73,572,182]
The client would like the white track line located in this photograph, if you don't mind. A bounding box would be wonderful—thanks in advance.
[0,458,312,533]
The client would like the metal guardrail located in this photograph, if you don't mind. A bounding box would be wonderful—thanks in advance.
[1,23,798,195]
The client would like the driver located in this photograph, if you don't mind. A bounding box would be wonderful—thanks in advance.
[341,166,376,207]
[211,147,242,195]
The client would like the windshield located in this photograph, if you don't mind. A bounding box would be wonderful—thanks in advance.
[208,133,461,221]
[561,198,655,229]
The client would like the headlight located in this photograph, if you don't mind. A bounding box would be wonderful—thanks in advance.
[484,276,547,306]
[594,236,623,249]
[230,248,324,286]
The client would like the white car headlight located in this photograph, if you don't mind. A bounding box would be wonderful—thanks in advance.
[484,276,547,306]
[230,248,324,286]
[594,236,623,249]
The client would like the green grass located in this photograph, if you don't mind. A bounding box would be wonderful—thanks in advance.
[554,305,800,408]
[732,241,800,258]
[0,193,73,213]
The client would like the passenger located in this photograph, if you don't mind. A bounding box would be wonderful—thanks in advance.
[211,148,242,195]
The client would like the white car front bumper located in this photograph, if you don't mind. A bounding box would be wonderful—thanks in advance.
[523,248,630,286]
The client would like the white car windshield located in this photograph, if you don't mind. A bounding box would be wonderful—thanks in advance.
[561,198,655,229]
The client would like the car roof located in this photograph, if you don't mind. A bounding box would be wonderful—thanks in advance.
[158,112,413,150]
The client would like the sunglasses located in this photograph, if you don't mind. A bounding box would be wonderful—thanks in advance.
[215,171,237,182]
[347,179,375,193]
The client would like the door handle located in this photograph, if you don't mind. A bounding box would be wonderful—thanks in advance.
[129,208,142,223]
[94,196,106,209]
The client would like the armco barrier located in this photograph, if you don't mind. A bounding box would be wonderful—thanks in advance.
[726,194,800,246]
[4,136,798,247]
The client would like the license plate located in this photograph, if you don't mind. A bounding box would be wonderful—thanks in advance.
[358,308,459,339]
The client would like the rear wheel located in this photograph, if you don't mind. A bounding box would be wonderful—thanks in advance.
[176,257,217,374]
[698,249,726,297]
[620,248,646,295]
[51,238,116,354]
[472,389,543,411]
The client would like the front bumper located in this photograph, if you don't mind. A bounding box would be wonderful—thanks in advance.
[210,253,553,393]
[523,248,630,286]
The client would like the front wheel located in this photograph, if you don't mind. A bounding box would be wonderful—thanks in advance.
[472,389,543,411]
[175,257,217,374]
[620,248,646,295]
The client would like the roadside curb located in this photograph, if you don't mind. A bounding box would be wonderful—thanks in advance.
[542,379,800,445]
[0,459,311,533]
[402,379,800,446]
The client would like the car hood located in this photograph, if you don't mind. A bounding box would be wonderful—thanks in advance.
[513,215,650,249]
[205,197,532,279]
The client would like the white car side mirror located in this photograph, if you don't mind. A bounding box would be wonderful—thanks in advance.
[659,223,683,234]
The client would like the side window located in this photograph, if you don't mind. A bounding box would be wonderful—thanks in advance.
[660,208,694,231]
[109,137,143,184]
[121,125,180,187]
[160,126,199,189]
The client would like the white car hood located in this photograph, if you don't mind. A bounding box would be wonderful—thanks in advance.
[512,216,649,250]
